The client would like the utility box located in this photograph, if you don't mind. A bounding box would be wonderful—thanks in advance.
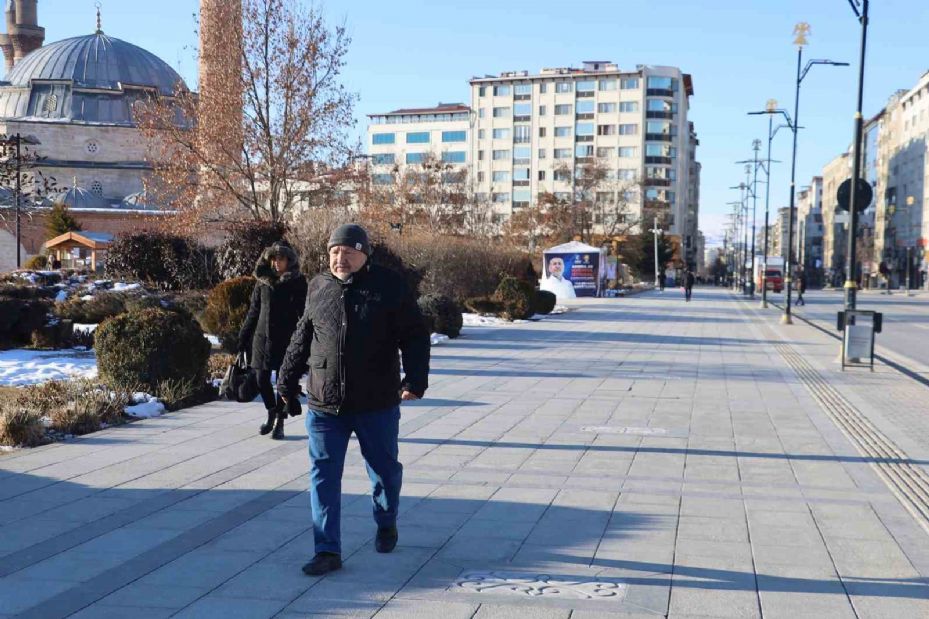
[837,310,881,370]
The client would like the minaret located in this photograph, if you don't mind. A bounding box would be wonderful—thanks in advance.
[198,0,243,153]
[0,0,45,74]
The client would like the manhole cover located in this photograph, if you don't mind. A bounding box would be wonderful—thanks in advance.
[453,571,627,600]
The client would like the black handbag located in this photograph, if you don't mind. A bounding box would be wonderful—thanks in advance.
[222,352,260,403]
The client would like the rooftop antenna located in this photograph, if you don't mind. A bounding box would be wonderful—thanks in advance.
[95,2,103,34]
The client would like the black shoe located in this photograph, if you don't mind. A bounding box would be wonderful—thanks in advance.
[375,526,398,553]
[271,414,285,440]
[302,552,341,576]
[259,407,279,435]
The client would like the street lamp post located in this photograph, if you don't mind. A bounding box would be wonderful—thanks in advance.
[737,144,763,299]
[649,217,662,289]
[844,0,870,311]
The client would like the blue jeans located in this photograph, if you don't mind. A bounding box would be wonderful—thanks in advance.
[305,406,402,555]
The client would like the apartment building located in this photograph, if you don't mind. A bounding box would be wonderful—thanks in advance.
[367,103,471,187]
[821,152,851,283]
[467,62,695,237]
[796,176,824,283]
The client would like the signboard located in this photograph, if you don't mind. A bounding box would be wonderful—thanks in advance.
[542,251,600,297]
[837,178,873,213]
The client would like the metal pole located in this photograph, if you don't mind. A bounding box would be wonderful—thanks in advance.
[750,146,759,298]
[651,217,660,289]
[742,183,749,295]
[762,116,773,308]
[14,134,21,269]
[784,46,802,324]
[845,0,869,311]
[906,246,912,296]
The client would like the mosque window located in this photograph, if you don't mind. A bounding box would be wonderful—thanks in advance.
[42,94,58,116]
[90,180,103,197]
[86,141,99,154]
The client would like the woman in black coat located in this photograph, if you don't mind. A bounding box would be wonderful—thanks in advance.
[238,242,308,439]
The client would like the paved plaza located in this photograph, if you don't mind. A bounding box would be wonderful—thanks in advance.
[1,287,928,618]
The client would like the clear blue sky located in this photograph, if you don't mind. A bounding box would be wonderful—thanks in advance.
[36,0,929,246]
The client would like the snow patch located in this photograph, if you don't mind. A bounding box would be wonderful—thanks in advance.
[73,323,98,334]
[0,349,98,386]
[206,334,221,347]
[112,282,141,292]
[430,333,450,346]
[126,393,165,418]
[462,313,511,326]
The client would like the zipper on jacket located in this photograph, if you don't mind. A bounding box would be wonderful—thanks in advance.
[337,287,348,414]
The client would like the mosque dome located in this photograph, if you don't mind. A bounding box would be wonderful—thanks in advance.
[0,31,187,125]
[51,185,109,210]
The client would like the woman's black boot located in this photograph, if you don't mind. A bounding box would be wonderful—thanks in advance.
[259,406,279,435]
[271,412,286,440]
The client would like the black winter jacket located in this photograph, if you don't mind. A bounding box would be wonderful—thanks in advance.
[277,264,430,415]
[238,252,308,371]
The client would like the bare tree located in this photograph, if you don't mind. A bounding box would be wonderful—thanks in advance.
[0,137,58,230]
[137,0,357,230]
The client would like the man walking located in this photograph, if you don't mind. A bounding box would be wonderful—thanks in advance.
[277,224,430,576]
[796,268,807,306]
[683,268,695,302]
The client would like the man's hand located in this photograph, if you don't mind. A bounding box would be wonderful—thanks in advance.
[400,390,420,401]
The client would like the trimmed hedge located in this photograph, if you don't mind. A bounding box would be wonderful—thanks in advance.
[54,292,127,324]
[201,277,256,353]
[493,277,535,321]
[0,295,50,349]
[216,222,288,279]
[106,232,217,291]
[95,308,211,392]
[533,290,557,315]
[418,294,463,339]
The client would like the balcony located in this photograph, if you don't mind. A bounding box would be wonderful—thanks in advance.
[513,115,531,123]
[514,94,531,101]
[513,180,530,187]
[645,133,673,142]
[646,111,674,119]
[645,156,672,165]
[575,113,594,120]
[575,135,593,142]
[576,91,595,98]
[646,88,675,97]
[645,178,672,187]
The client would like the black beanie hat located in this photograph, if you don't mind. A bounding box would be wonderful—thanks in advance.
[328,223,371,256]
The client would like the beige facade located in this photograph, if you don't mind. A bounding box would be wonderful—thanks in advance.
[821,152,851,277]
[468,62,695,237]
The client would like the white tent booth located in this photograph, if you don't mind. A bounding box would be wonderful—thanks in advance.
[540,241,607,299]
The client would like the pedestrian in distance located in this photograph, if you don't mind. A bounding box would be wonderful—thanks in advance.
[277,223,430,577]
[683,268,695,302]
[796,268,807,306]
[238,241,308,440]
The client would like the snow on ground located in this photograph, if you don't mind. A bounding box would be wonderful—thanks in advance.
[125,393,165,418]
[0,348,98,386]
[430,333,449,346]
[73,323,98,334]
[112,282,141,292]
[206,334,221,347]
[462,313,511,326]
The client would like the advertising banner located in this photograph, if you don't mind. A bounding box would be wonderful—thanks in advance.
[541,242,603,298]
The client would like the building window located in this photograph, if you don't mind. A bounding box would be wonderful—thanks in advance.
[85,140,99,154]
[442,151,466,163]
[598,102,617,113]
[539,127,547,137]
[479,86,486,97]
[477,171,485,182]
[554,104,572,115]
[514,83,532,96]
[539,105,547,116]
[493,128,511,139]
[538,170,546,180]
[492,149,511,160]
[514,168,530,181]
[478,129,485,139]
[619,101,639,112]
[575,123,594,136]
[538,148,546,159]
[576,100,595,114]
[372,153,395,165]
[442,130,467,142]
[514,125,532,143]
[576,80,595,93]
[618,146,637,158]
[513,189,531,203]
[621,77,639,89]
[647,99,677,112]
[554,126,571,137]
[539,83,547,94]
[479,108,485,118]
[492,192,510,203]
[406,152,426,164]
[618,123,638,135]
[43,93,59,116]
[513,146,531,162]
[492,170,510,182]
[478,150,485,161]
[513,103,532,117]
[493,107,511,118]
[618,169,637,180]
[406,132,430,143]
[372,174,393,185]
[575,144,594,158]
[554,168,572,181]
[599,79,617,91]
[555,82,573,93]
[596,147,614,158]
[554,191,571,201]
[647,76,677,91]
[372,133,395,145]
[554,148,572,159]
[596,191,615,203]
[597,124,617,136]
[493,85,511,96]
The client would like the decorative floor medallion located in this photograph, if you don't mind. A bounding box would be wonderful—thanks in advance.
[454,571,627,601]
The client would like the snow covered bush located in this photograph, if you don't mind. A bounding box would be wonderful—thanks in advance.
[417,294,463,339]
[216,221,288,279]
[201,276,256,353]
[55,292,127,324]
[533,290,557,315]
[493,277,535,321]
[106,232,217,291]
[95,308,211,393]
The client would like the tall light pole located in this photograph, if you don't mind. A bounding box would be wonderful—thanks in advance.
[649,217,662,289]
[737,145,763,299]
[844,0,870,310]
[727,200,743,291]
